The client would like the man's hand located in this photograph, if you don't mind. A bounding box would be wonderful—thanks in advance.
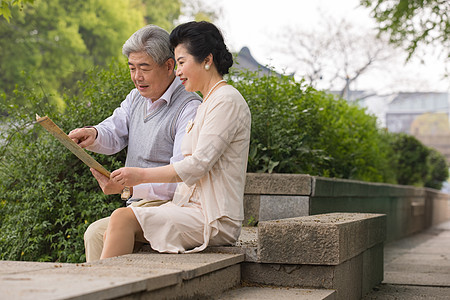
[68,127,97,148]
[110,167,145,187]
[90,168,123,195]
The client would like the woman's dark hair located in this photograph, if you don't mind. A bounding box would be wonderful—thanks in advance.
[169,21,233,75]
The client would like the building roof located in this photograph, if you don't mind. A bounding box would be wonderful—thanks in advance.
[231,47,280,77]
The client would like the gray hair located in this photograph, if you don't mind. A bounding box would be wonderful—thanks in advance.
[122,25,174,65]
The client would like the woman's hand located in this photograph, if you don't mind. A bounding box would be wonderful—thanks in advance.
[110,167,145,187]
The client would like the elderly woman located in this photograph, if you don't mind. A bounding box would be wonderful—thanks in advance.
[100,21,251,259]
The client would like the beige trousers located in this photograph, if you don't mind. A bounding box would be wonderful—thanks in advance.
[84,199,169,262]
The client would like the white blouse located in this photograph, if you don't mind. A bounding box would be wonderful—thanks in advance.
[173,84,251,223]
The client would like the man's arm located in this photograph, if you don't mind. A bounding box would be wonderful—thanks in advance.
[85,90,136,155]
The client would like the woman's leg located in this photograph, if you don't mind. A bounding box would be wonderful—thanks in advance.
[100,207,146,259]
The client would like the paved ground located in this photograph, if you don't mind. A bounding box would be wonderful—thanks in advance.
[363,220,450,299]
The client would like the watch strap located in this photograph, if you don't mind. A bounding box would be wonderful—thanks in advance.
[121,186,131,201]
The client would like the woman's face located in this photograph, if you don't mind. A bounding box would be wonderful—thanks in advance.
[174,44,204,93]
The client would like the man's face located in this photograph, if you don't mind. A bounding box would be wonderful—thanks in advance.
[128,51,173,101]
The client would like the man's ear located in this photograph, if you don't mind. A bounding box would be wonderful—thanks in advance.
[166,58,176,72]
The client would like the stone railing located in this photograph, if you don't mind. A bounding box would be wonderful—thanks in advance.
[244,173,449,242]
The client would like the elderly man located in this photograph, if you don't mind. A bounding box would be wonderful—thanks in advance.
[69,25,201,262]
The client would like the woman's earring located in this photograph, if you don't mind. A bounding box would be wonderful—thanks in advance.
[205,64,210,70]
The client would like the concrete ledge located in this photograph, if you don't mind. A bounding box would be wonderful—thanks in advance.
[312,176,426,198]
[0,253,244,300]
[258,213,386,265]
[245,173,312,195]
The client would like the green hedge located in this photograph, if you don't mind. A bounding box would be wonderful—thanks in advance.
[0,63,447,263]
[229,70,396,183]
[388,132,448,189]
[0,61,131,262]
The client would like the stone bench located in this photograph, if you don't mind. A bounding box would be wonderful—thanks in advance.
[0,253,244,300]
[208,212,387,300]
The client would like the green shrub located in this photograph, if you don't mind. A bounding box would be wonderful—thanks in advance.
[0,60,132,262]
[228,70,395,183]
[386,132,449,188]
[424,147,449,190]
[388,133,430,186]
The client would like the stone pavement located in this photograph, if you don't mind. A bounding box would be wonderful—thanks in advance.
[362,220,450,299]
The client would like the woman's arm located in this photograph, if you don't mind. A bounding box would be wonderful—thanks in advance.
[110,164,182,187]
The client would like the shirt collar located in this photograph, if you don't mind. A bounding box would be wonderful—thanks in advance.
[158,77,182,106]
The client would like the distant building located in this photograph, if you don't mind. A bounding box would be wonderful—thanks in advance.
[385,92,450,163]
[386,92,450,134]
[231,47,281,77]
[335,90,450,163]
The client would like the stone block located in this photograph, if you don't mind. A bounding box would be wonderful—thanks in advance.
[259,195,309,221]
[243,194,260,226]
[207,227,259,262]
[241,254,363,300]
[365,214,388,248]
[217,286,336,300]
[245,173,312,195]
[362,243,384,296]
[258,213,386,265]
[118,264,241,300]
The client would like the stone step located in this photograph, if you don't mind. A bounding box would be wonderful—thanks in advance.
[209,213,386,265]
[207,212,387,300]
[0,253,244,300]
[214,286,336,300]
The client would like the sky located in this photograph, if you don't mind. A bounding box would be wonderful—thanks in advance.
[212,0,449,94]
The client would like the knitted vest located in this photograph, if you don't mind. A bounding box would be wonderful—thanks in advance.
[125,85,201,168]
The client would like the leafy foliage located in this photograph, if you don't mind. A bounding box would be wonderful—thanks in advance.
[144,0,181,31]
[0,61,132,262]
[388,133,430,186]
[0,0,166,107]
[228,70,396,183]
[0,0,34,21]
[424,146,449,189]
[360,0,450,61]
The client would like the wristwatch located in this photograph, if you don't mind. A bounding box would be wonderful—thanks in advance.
[121,187,131,201]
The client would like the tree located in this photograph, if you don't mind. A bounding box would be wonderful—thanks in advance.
[0,0,146,107]
[277,16,396,98]
[144,0,181,31]
[360,0,450,63]
[0,0,215,108]
[0,0,34,22]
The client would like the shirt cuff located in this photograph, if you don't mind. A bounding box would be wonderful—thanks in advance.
[130,184,146,200]
[173,159,196,187]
